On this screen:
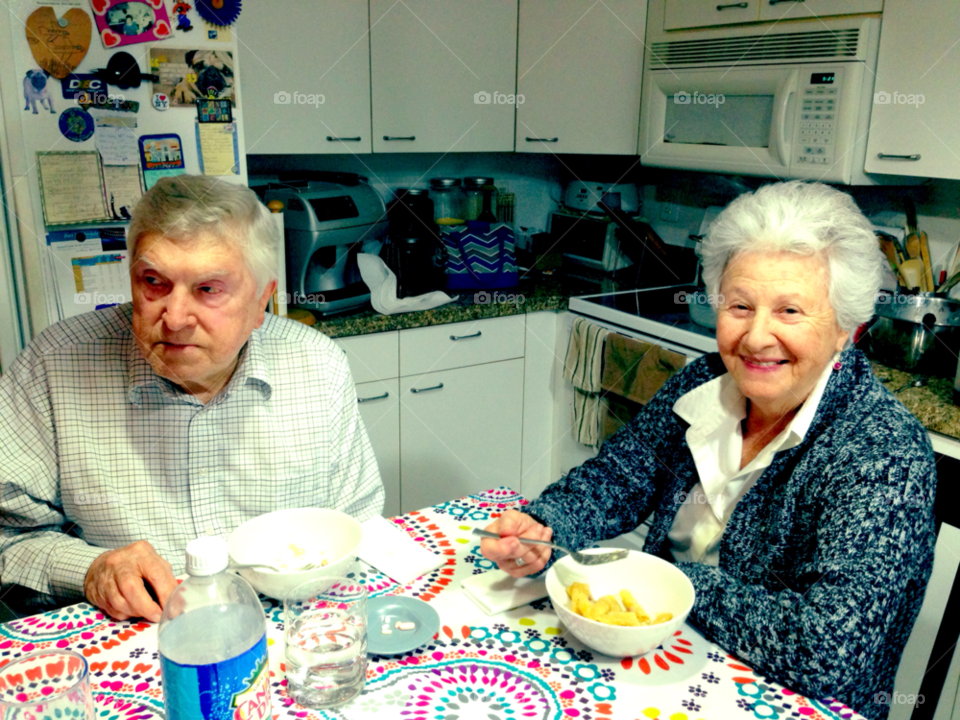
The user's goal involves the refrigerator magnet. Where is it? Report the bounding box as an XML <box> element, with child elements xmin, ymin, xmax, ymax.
<box><xmin>25</xmin><ymin>7</ymin><xmax>91</xmax><ymax>79</ymax></box>
<box><xmin>91</xmin><ymin>0</ymin><xmax>172</xmax><ymax>49</ymax></box>
<box><xmin>150</xmin><ymin>49</ymin><xmax>235</xmax><ymax>107</ymax></box>
<box><xmin>23</xmin><ymin>69</ymin><xmax>56</xmax><ymax>115</ymax></box>
<box><xmin>139</xmin><ymin>133</ymin><xmax>185</xmax><ymax>189</ymax></box>
<box><xmin>152</xmin><ymin>93</ymin><xmax>170</xmax><ymax>111</ymax></box>
<box><xmin>58</xmin><ymin>107</ymin><xmax>94</xmax><ymax>142</ymax></box>
<box><xmin>196</xmin><ymin>98</ymin><xmax>231</xmax><ymax>123</ymax></box>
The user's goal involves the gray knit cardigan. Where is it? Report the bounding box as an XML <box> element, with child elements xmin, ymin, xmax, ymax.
<box><xmin>527</xmin><ymin>348</ymin><xmax>936</xmax><ymax>720</ymax></box>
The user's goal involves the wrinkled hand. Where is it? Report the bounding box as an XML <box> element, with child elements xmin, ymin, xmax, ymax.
<box><xmin>478</xmin><ymin>510</ymin><xmax>553</xmax><ymax>578</ymax></box>
<box><xmin>84</xmin><ymin>540</ymin><xmax>177</xmax><ymax>622</ymax></box>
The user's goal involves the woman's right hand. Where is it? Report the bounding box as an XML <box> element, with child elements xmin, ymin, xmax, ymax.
<box><xmin>478</xmin><ymin>509</ymin><xmax>553</xmax><ymax>577</ymax></box>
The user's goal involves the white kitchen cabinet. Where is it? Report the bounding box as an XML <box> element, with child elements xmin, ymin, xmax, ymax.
<box><xmin>355</xmin><ymin>379</ymin><xmax>401</xmax><ymax>518</ymax></box>
<box><xmin>400</xmin><ymin>358</ymin><xmax>524</xmax><ymax>512</ymax></box>
<box><xmin>664</xmin><ymin>0</ymin><xmax>760</xmax><ymax>30</ymax></box>
<box><xmin>864</xmin><ymin>0</ymin><xmax>960</xmax><ymax>180</ymax></box>
<box><xmin>663</xmin><ymin>0</ymin><xmax>881</xmax><ymax>29</ymax></box>
<box><xmin>516</xmin><ymin>0</ymin><xmax>646</xmax><ymax>155</ymax></box>
<box><xmin>235</xmin><ymin>0</ymin><xmax>372</xmax><ymax>154</ymax></box>
<box><xmin>757</xmin><ymin>0</ymin><xmax>883</xmax><ymax>22</ymax></box>
<box><xmin>399</xmin><ymin>316</ymin><xmax>525</xmax><ymax>376</ymax></box>
<box><xmin>369</xmin><ymin>0</ymin><xmax>518</xmax><ymax>153</ymax></box>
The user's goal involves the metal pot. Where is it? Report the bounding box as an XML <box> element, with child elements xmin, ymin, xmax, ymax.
<box><xmin>861</xmin><ymin>294</ymin><xmax>960</xmax><ymax>377</ymax></box>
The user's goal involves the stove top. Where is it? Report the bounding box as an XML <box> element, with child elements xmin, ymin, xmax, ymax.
<box><xmin>568</xmin><ymin>284</ymin><xmax>719</xmax><ymax>355</ymax></box>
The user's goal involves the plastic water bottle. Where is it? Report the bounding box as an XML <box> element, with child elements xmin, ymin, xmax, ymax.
<box><xmin>159</xmin><ymin>537</ymin><xmax>272</xmax><ymax>720</ymax></box>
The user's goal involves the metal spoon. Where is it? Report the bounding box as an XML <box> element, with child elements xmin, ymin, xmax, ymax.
<box><xmin>894</xmin><ymin>376</ymin><xmax>927</xmax><ymax>393</ymax></box>
<box><xmin>472</xmin><ymin>528</ymin><xmax>628</xmax><ymax>566</ymax></box>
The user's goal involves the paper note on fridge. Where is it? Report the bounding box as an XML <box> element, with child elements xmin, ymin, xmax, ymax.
<box><xmin>94</xmin><ymin>113</ymin><xmax>139</xmax><ymax>165</ymax></box>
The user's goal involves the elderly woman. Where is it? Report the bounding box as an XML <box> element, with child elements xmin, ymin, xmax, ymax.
<box><xmin>481</xmin><ymin>181</ymin><xmax>936</xmax><ymax>720</ymax></box>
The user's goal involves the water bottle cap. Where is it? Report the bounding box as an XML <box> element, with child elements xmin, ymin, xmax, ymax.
<box><xmin>185</xmin><ymin>536</ymin><xmax>229</xmax><ymax>576</ymax></box>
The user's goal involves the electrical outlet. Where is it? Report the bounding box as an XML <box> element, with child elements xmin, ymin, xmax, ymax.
<box><xmin>660</xmin><ymin>202</ymin><xmax>680</xmax><ymax>223</ymax></box>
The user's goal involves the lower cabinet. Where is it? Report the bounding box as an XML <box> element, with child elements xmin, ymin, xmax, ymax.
<box><xmin>355</xmin><ymin>378</ymin><xmax>401</xmax><ymax>518</ymax></box>
<box><xmin>399</xmin><ymin>359</ymin><xmax>524</xmax><ymax>512</ymax></box>
<box><xmin>336</xmin><ymin>315</ymin><xmax>534</xmax><ymax>516</ymax></box>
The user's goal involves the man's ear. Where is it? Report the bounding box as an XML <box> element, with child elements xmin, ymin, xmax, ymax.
<box><xmin>254</xmin><ymin>279</ymin><xmax>278</xmax><ymax>328</ymax></box>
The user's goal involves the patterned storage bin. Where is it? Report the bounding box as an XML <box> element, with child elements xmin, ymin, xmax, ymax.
<box><xmin>440</xmin><ymin>221</ymin><xmax>518</xmax><ymax>291</ymax></box>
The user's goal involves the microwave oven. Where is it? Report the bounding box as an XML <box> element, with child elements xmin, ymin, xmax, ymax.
<box><xmin>549</xmin><ymin>210</ymin><xmax>632</xmax><ymax>273</ymax></box>
<box><xmin>639</xmin><ymin>12</ymin><xmax>911</xmax><ymax>185</ymax></box>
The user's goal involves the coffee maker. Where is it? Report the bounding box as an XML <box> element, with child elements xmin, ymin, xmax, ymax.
<box><xmin>266</xmin><ymin>176</ymin><xmax>388</xmax><ymax>316</ymax></box>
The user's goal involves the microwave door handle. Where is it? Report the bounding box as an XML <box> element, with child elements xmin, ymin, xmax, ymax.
<box><xmin>772</xmin><ymin>70</ymin><xmax>798</xmax><ymax>167</ymax></box>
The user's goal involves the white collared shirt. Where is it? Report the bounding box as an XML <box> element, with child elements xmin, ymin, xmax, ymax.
<box><xmin>667</xmin><ymin>357</ymin><xmax>836</xmax><ymax>565</ymax></box>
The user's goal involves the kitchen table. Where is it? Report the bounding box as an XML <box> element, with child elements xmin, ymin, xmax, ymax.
<box><xmin>0</xmin><ymin>488</ymin><xmax>867</xmax><ymax>720</ymax></box>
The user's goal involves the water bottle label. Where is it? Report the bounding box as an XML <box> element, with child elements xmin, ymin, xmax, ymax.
<box><xmin>161</xmin><ymin>634</ymin><xmax>271</xmax><ymax>720</ymax></box>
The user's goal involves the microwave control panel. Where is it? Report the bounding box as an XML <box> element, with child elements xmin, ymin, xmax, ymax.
<box><xmin>796</xmin><ymin>69</ymin><xmax>841</xmax><ymax>166</ymax></box>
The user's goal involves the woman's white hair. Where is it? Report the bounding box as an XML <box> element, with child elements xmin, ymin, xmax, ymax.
<box><xmin>701</xmin><ymin>180</ymin><xmax>884</xmax><ymax>334</ymax></box>
<box><xmin>128</xmin><ymin>175</ymin><xmax>278</xmax><ymax>292</ymax></box>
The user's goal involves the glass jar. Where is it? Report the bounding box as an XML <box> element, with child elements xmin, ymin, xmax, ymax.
<box><xmin>479</xmin><ymin>177</ymin><xmax>498</xmax><ymax>223</ymax></box>
<box><xmin>429</xmin><ymin>178</ymin><xmax>465</xmax><ymax>225</ymax></box>
<box><xmin>462</xmin><ymin>177</ymin><xmax>487</xmax><ymax>221</ymax></box>
<box><xmin>388</xmin><ymin>187</ymin><xmax>434</xmax><ymax>239</ymax></box>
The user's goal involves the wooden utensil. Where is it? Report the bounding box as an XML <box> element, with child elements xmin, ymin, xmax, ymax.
<box><xmin>904</xmin><ymin>234</ymin><xmax>926</xmax><ymax>290</ymax></box>
<box><xmin>899</xmin><ymin>259</ymin><xmax>923</xmax><ymax>290</ymax></box>
<box><xmin>903</xmin><ymin>198</ymin><xmax>927</xmax><ymax>290</ymax></box>
<box><xmin>919</xmin><ymin>231</ymin><xmax>935</xmax><ymax>292</ymax></box>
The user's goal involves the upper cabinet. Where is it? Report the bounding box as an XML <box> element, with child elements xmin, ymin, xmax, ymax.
<box><xmin>236</xmin><ymin>1</ymin><xmax>372</xmax><ymax>154</ymax></box>
<box><xmin>864</xmin><ymin>0</ymin><xmax>960</xmax><ymax>180</ymax></box>
<box><xmin>370</xmin><ymin>0</ymin><xmax>518</xmax><ymax>153</ymax></box>
<box><xmin>515</xmin><ymin>0</ymin><xmax>646</xmax><ymax>155</ymax></box>
<box><xmin>664</xmin><ymin>0</ymin><xmax>882</xmax><ymax>30</ymax></box>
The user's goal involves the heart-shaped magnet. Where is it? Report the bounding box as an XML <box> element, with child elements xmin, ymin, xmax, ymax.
<box><xmin>25</xmin><ymin>7</ymin><xmax>92</xmax><ymax>80</ymax></box>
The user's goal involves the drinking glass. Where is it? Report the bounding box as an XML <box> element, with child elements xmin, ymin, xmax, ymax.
<box><xmin>0</xmin><ymin>650</ymin><xmax>93</xmax><ymax>720</ymax></box>
<box><xmin>283</xmin><ymin>577</ymin><xmax>367</xmax><ymax>709</ymax></box>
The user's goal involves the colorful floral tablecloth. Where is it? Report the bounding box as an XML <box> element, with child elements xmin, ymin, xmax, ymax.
<box><xmin>0</xmin><ymin>488</ymin><xmax>866</xmax><ymax>720</ymax></box>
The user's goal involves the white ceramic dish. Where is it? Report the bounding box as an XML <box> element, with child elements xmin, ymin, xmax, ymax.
<box><xmin>545</xmin><ymin>549</ymin><xmax>696</xmax><ymax>658</ymax></box>
<box><xmin>227</xmin><ymin>508</ymin><xmax>363</xmax><ymax>599</ymax></box>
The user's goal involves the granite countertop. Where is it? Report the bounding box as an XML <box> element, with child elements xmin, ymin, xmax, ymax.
<box><xmin>308</xmin><ymin>272</ymin><xmax>624</xmax><ymax>339</ymax></box>
<box><xmin>294</xmin><ymin>271</ymin><xmax>960</xmax><ymax>442</ymax></box>
<box><xmin>869</xmin><ymin>362</ymin><xmax>960</xmax><ymax>441</ymax></box>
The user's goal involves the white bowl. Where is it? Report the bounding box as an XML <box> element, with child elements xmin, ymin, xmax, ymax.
<box><xmin>545</xmin><ymin>549</ymin><xmax>696</xmax><ymax>658</ymax></box>
<box><xmin>226</xmin><ymin>508</ymin><xmax>363</xmax><ymax>599</ymax></box>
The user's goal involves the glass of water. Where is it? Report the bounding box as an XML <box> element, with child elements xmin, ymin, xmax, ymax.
<box><xmin>283</xmin><ymin>577</ymin><xmax>368</xmax><ymax>709</ymax></box>
<box><xmin>0</xmin><ymin>650</ymin><xmax>93</xmax><ymax>720</ymax></box>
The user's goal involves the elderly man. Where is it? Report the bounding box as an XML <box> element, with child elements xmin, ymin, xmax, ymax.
<box><xmin>0</xmin><ymin>175</ymin><xmax>383</xmax><ymax>623</ymax></box>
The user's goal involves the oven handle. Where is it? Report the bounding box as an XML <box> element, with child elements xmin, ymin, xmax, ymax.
<box><xmin>772</xmin><ymin>70</ymin><xmax>798</xmax><ymax>168</ymax></box>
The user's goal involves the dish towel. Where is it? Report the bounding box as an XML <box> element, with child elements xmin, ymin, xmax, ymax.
<box><xmin>599</xmin><ymin>334</ymin><xmax>686</xmax><ymax>442</ymax></box>
<box><xmin>461</xmin><ymin>570</ymin><xmax>548</xmax><ymax>616</ymax></box>
<box><xmin>357</xmin><ymin>515</ymin><xmax>446</xmax><ymax>585</ymax></box>
<box><xmin>357</xmin><ymin>253</ymin><xmax>458</xmax><ymax>315</ymax></box>
<box><xmin>563</xmin><ymin>317</ymin><xmax>610</xmax><ymax>447</ymax></box>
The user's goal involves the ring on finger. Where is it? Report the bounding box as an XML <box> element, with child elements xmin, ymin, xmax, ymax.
<box><xmin>515</xmin><ymin>557</ymin><xmax>526</xmax><ymax>568</ymax></box>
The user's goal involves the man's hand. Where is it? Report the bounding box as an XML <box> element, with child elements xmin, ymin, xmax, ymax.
<box><xmin>84</xmin><ymin>540</ymin><xmax>177</xmax><ymax>622</ymax></box>
<box><xmin>478</xmin><ymin>510</ymin><xmax>553</xmax><ymax>578</ymax></box>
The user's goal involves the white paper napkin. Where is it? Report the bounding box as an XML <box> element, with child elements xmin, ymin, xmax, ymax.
<box><xmin>357</xmin><ymin>515</ymin><xmax>445</xmax><ymax>585</ymax></box>
<box><xmin>461</xmin><ymin>569</ymin><xmax>548</xmax><ymax>616</ymax></box>
<box><xmin>356</xmin><ymin>253</ymin><xmax>457</xmax><ymax>315</ymax></box>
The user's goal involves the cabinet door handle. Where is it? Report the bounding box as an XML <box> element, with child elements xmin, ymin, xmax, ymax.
<box><xmin>877</xmin><ymin>153</ymin><xmax>922</xmax><ymax>162</ymax></box>
<box><xmin>769</xmin><ymin>0</ymin><xmax>804</xmax><ymax>5</ymax></box>
<box><xmin>716</xmin><ymin>1</ymin><xmax>748</xmax><ymax>8</ymax></box>
<box><xmin>384</xmin><ymin>136</ymin><xmax>416</xmax><ymax>141</ymax></box>
<box><xmin>327</xmin><ymin>136</ymin><xmax>362</xmax><ymax>142</ymax></box>
<box><xmin>450</xmin><ymin>331</ymin><xmax>482</xmax><ymax>341</ymax></box>
<box><xmin>357</xmin><ymin>392</ymin><xmax>389</xmax><ymax>404</ymax></box>
<box><xmin>410</xmin><ymin>383</ymin><xmax>444</xmax><ymax>394</ymax></box>
<box><xmin>525</xmin><ymin>137</ymin><xmax>559</xmax><ymax>143</ymax></box>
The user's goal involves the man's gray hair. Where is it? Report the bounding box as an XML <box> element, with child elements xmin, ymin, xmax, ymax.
<box><xmin>128</xmin><ymin>175</ymin><xmax>279</xmax><ymax>292</ymax></box>
<box><xmin>701</xmin><ymin>180</ymin><xmax>883</xmax><ymax>334</ymax></box>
